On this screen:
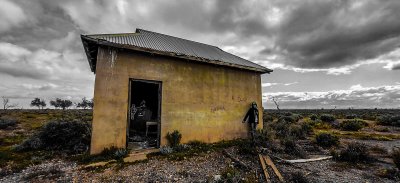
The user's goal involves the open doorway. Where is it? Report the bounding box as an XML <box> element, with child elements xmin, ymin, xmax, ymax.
<box><xmin>127</xmin><ymin>79</ymin><xmax>161</xmax><ymax>150</ymax></box>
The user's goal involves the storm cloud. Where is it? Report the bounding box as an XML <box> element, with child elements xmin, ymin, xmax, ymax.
<box><xmin>262</xmin><ymin>0</ymin><xmax>400</xmax><ymax>69</ymax></box>
<box><xmin>0</xmin><ymin>0</ymin><xmax>399</xmax><ymax>108</ymax></box>
<box><xmin>264</xmin><ymin>84</ymin><xmax>400</xmax><ymax>109</ymax></box>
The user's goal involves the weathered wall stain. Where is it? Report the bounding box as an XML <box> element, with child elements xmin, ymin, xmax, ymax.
<box><xmin>211</xmin><ymin>105</ymin><xmax>225</xmax><ymax>112</ymax></box>
<box><xmin>90</xmin><ymin>46</ymin><xmax>264</xmax><ymax>154</ymax></box>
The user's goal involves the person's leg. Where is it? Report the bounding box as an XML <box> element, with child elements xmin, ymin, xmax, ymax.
<box><xmin>250</xmin><ymin>123</ymin><xmax>256</xmax><ymax>142</ymax></box>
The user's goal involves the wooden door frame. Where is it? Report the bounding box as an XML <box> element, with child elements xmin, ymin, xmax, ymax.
<box><xmin>127</xmin><ymin>78</ymin><xmax>162</xmax><ymax>148</ymax></box>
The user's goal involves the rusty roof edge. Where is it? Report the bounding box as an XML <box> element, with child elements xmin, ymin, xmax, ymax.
<box><xmin>215</xmin><ymin>47</ymin><xmax>273</xmax><ymax>73</ymax></box>
<box><xmin>135</xmin><ymin>29</ymin><xmax>221</xmax><ymax>49</ymax></box>
<box><xmin>81</xmin><ymin>34</ymin><xmax>273</xmax><ymax>74</ymax></box>
<box><xmin>81</xmin><ymin>35</ymin><xmax>96</xmax><ymax>73</ymax></box>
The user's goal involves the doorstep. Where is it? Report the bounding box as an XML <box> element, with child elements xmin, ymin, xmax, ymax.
<box><xmin>123</xmin><ymin>148</ymin><xmax>160</xmax><ymax>163</ymax></box>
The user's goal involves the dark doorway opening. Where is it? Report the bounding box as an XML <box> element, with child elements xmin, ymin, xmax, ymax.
<box><xmin>127</xmin><ymin>79</ymin><xmax>161</xmax><ymax>150</ymax></box>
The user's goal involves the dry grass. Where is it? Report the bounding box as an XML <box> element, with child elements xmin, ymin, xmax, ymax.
<box><xmin>315</xmin><ymin>129</ymin><xmax>400</xmax><ymax>141</ymax></box>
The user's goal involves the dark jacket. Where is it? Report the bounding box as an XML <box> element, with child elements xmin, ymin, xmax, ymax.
<box><xmin>243</xmin><ymin>107</ymin><xmax>259</xmax><ymax>124</ymax></box>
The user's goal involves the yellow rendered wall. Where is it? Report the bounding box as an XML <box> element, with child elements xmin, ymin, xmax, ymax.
<box><xmin>90</xmin><ymin>46</ymin><xmax>263</xmax><ymax>154</ymax></box>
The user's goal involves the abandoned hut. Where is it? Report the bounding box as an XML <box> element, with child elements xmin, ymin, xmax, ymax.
<box><xmin>81</xmin><ymin>29</ymin><xmax>272</xmax><ymax>154</ymax></box>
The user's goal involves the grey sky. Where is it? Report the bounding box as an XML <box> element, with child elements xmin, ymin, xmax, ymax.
<box><xmin>0</xmin><ymin>0</ymin><xmax>399</xmax><ymax>109</ymax></box>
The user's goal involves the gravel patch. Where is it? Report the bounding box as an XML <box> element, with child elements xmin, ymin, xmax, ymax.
<box><xmin>0</xmin><ymin>160</ymin><xmax>78</xmax><ymax>183</ymax></box>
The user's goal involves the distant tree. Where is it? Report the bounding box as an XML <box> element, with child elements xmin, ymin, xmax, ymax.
<box><xmin>50</xmin><ymin>100</ymin><xmax>59</xmax><ymax>109</ymax></box>
<box><xmin>88</xmin><ymin>98</ymin><xmax>94</xmax><ymax>109</ymax></box>
<box><xmin>51</xmin><ymin>98</ymin><xmax>72</xmax><ymax>110</ymax></box>
<box><xmin>1</xmin><ymin>96</ymin><xmax>18</xmax><ymax>110</ymax></box>
<box><xmin>77</xmin><ymin>97</ymin><xmax>92</xmax><ymax>109</ymax></box>
<box><xmin>31</xmin><ymin>98</ymin><xmax>46</xmax><ymax>109</ymax></box>
<box><xmin>272</xmin><ymin>97</ymin><xmax>281</xmax><ymax>114</ymax></box>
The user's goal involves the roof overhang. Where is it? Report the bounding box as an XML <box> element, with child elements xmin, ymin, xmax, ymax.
<box><xmin>81</xmin><ymin>35</ymin><xmax>273</xmax><ymax>74</ymax></box>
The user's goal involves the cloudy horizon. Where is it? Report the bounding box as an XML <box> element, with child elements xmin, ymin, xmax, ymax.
<box><xmin>0</xmin><ymin>0</ymin><xmax>399</xmax><ymax>109</ymax></box>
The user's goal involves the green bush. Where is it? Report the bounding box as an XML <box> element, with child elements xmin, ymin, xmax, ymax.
<box><xmin>15</xmin><ymin>120</ymin><xmax>91</xmax><ymax>153</ymax></box>
<box><xmin>289</xmin><ymin>123</ymin><xmax>312</xmax><ymax>139</ymax></box>
<box><xmin>310</xmin><ymin>114</ymin><xmax>318</xmax><ymax>121</ymax></box>
<box><xmin>253</xmin><ymin>129</ymin><xmax>274</xmax><ymax>146</ymax></box>
<box><xmin>300</xmin><ymin>122</ymin><xmax>313</xmax><ymax>135</ymax></box>
<box><xmin>392</xmin><ymin>148</ymin><xmax>400</xmax><ymax>170</ymax></box>
<box><xmin>278</xmin><ymin>113</ymin><xmax>302</xmax><ymax>123</ymax></box>
<box><xmin>320</xmin><ymin>114</ymin><xmax>336</xmax><ymax>123</ymax></box>
<box><xmin>281</xmin><ymin>138</ymin><xmax>305</xmax><ymax>157</ymax></box>
<box><xmin>263</xmin><ymin>114</ymin><xmax>273</xmax><ymax>122</ymax></box>
<box><xmin>273</xmin><ymin>120</ymin><xmax>290</xmax><ymax>138</ymax></box>
<box><xmin>345</xmin><ymin>114</ymin><xmax>357</xmax><ymax>119</ymax></box>
<box><xmin>333</xmin><ymin>142</ymin><xmax>371</xmax><ymax>163</ymax></box>
<box><xmin>0</xmin><ymin>117</ymin><xmax>17</xmax><ymax>129</ymax></box>
<box><xmin>278</xmin><ymin>115</ymin><xmax>296</xmax><ymax>123</ymax></box>
<box><xmin>340</xmin><ymin>119</ymin><xmax>367</xmax><ymax>131</ymax></box>
<box><xmin>315</xmin><ymin>133</ymin><xmax>339</xmax><ymax>148</ymax></box>
<box><xmin>219</xmin><ymin>167</ymin><xmax>241</xmax><ymax>182</ymax></box>
<box><xmin>166</xmin><ymin>130</ymin><xmax>182</xmax><ymax>147</ymax></box>
<box><xmin>377</xmin><ymin>115</ymin><xmax>400</xmax><ymax>127</ymax></box>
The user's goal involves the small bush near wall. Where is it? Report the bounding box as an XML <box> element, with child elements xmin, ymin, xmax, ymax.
<box><xmin>315</xmin><ymin>133</ymin><xmax>339</xmax><ymax>148</ymax></box>
<box><xmin>14</xmin><ymin>120</ymin><xmax>91</xmax><ymax>153</ymax></box>
<box><xmin>166</xmin><ymin>130</ymin><xmax>182</xmax><ymax>147</ymax></box>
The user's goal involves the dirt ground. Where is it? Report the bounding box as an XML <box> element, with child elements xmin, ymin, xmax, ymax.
<box><xmin>1</xmin><ymin>139</ymin><xmax>399</xmax><ymax>183</ymax></box>
<box><xmin>1</xmin><ymin>109</ymin><xmax>400</xmax><ymax>182</ymax></box>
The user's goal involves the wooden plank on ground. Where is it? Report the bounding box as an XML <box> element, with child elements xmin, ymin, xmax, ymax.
<box><xmin>263</xmin><ymin>155</ymin><xmax>284</xmax><ymax>182</ymax></box>
<box><xmin>258</xmin><ymin>154</ymin><xmax>270</xmax><ymax>182</ymax></box>
<box><xmin>283</xmin><ymin>156</ymin><xmax>332</xmax><ymax>164</ymax></box>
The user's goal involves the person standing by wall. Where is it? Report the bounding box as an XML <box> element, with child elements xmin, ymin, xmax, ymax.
<box><xmin>243</xmin><ymin>102</ymin><xmax>259</xmax><ymax>141</ymax></box>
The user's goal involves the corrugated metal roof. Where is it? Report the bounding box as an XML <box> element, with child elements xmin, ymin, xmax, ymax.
<box><xmin>81</xmin><ymin>29</ymin><xmax>272</xmax><ymax>73</ymax></box>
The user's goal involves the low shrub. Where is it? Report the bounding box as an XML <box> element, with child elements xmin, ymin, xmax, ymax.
<box><xmin>288</xmin><ymin>171</ymin><xmax>309</xmax><ymax>183</ymax></box>
<box><xmin>320</xmin><ymin>114</ymin><xmax>336</xmax><ymax>123</ymax></box>
<box><xmin>340</xmin><ymin>119</ymin><xmax>367</xmax><ymax>131</ymax></box>
<box><xmin>309</xmin><ymin>114</ymin><xmax>318</xmax><ymax>121</ymax></box>
<box><xmin>281</xmin><ymin>138</ymin><xmax>305</xmax><ymax>157</ymax></box>
<box><xmin>315</xmin><ymin>133</ymin><xmax>339</xmax><ymax>148</ymax></box>
<box><xmin>369</xmin><ymin>145</ymin><xmax>387</xmax><ymax>154</ymax></box>
<box><xmin>300</xmin><ymin>122</ymin><xmax>313</xmax><ymax>135</ymax></box>
<box><xmin>309</xmin><ymin>120</ymin><xmax>332</xmax><ymax>129</ymax></box>
<box><xmin>345</xmin><ymin>114</ymin><xmax>357</xmax><ymax>119</ymax></box>
<box><xmin>15</xmin><ymin>120</ymin><xmax>91</xmax><ymax>153</ymax></box>
<box><xmin>273</xmin><ymin>120</ymin><xmax>290</xmax><ymax>138</ymax></box>
<box><xmin>237</xmin><ymin>141</ymin><xmax>257</xmax><ymax>155</ymax></box>
<box><xmin>376</xmin><ymin>168</ymin><xmax>400</xmax><ymax>180</ymax></box>
<box><xmin>289</xmin><ymin>123</ymin><xmax>312</xmax><ymax>139</ymax></box>
<box><xmin>166</xmin><ymin>130</ymin><xmax>182</xmax><ymax>147</ymax></box>
<box><xmin>377</xmin><ymin>115</ymin><xmax>400</xmax><ymax>127</ymax></box>
<box><xmin>263</xmin><ymin>114</ymin><xmax>273</xmax><ymax>122</ymax></box>
<box><xmin>159</xmin><ymin>146</ymin><xmax>173</xmax><ymax>155</ymax></box>
<box><xmin>392</xmin><ymin>147</ymin><xmax>400</xmax><ymax>170</ymax></box>
<box><xmin>219</xmin><ymin>167</ymin><xmax>241</xmax><ymax>183</ymax></box>
<box><xmin>278</xmin><ymin>115</ymin><xmax>297</xmax><ymax>123</ymax></box>
<box><xmin>277</xmin><ymin>113</ymin><xmax>302</xmax><ymax>123</ymax></box>
<box><xmin>374</xmin><ymin>126</ymin><xmax>390</xmax><ymax>132</ymax></box>
<box><xmin>0</xmin><ymin>117</ymin><xmax>17</xmax><ymax>129</ymax></box>
<box><xmin>253</xmin><ymin>129</ymin><xmax>274</xmax><ymax>147</ymax></box>
<box><xmin>333</xmin><ymin>142</ymin><xmax>371</xmax><ymax>163</ymax></box>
